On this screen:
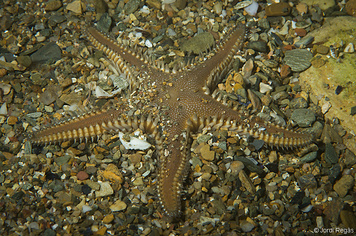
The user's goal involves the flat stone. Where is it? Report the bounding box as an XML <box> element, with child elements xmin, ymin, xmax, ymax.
<box><xmin>325</xmin><ymin>142</ymin><xmax>338</xmax><ymax>164</ymax></box>
<box><xmin>291</xmin><ymin>109</ymin><xmax>316</xmax><ymax>127</ymax></box>
<box><xmin>45</xmin><ymin>0</ymin><xmax>62</xmax><ymax>11</ymax></box>
<box><xmin>333</xmin><ymin>175</ymin><xmax>354</xmax><ymax>197</ymax></box>
<box><xmin>77</xmin><ymin>171</ymin><xmax>89</xmax><ymax>181</ymax></box>
<box><xmin>110</xmin><ymin>200</ymin><xmax>127</xmax><ymax>211</ymax></box>
<box><xmin>30</xmin><ymin>42</ymin><xmax>62</xmax><ymax>64</ymax></box>
<box><xmin>301</xmin><ymin>0</ymin><xmax>336</xmax><ymax>11</ymax></box>
<box><xmin>200</xmin><ymin>144</ymin><xmax>215</xmax><ymax>161</ymax></box>
<box><xmin>181</xmin><ymin>32</ymin><xmax>215</xmax><ymax>55</ymax></box>
<box><xmin>66</xmin><ymin>0</ymin><xmax>83</xmax><ymax>14</ymax></box>
<box><xmin>102</xmin><ymin>214</ymin><xmax>115</xmax><ymax>224</ymax></box>
<box><xmin>96</xmin><ymin>182</ymin><xmax>114</xmax><ymax>197</ymax></box>
<box><xmin>340</xmin><ymin>210</ymin><xmax>356</xmax><ymax>228</ymax></box>
<box><xmin>346</xmin><ymin>0</ymin><xmax>356</xmax><ymax>16</ymax></box>
<box><xmin>284</xmin><ymin>49</ymin><xmax>313</xmax><ymax>72</ymax></box>
<box><xmin>239</xmin><ymin>170</ymin><xmax>256</xmax><ymax>194</ymax></box>
<box><xmin>300</xmin><ymin>151</ymin><xmax>318</xmax><ymax>163</ymax></box>
<box><xmin>265</xmin><ymin>2</ymin><xmax>291</xmax><ymax>16</ymax></box>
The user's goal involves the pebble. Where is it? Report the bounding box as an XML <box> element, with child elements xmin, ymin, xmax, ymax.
<box><xmin>110</xmin><ymin>200</ymin><xmax>127</xmax><ymax>211</ymax></box>
<box><xmin>200</xmin><ymin>144</ymin><xmax>215</xmax><ymax>161</ymax></box>
<box><xmin>180</xmin><ymin>32</ymin><xmax>215</xmax><ymax>54</ymax></box>
<box><xmin>247</xmin><ymin>41</ymin><xmax>268</xmax><ymax>53</ymax></box>
<box><xmin>229</xmin><ymin>161</ymin><xmax>244</xmax><ymax>176</ymax></box>
<box><xmin>324</xmin><ymin>142</ymin><xmax>338</xmax><ymax>164</ymax></box>
<box><xmin>96</xmin><ymin>182</ymin><xmax>114</xmax><ymax>197</ymax></box>
<box><xmin>240</xmin><ymin>220</ymin><xmax>255</xmax><ymax>232</ymax></box>
<box><xmin>239</xmin><ymin>170</ymin><xmax>256</xmax><ymax>194</ymax></box>
<box><xmin>77</xmin><ymin>171</ymin><xmax>89</xmax><ymax>180</ymax></box>
<box><xmin>290</xmin><ymin>97</ymin><xmax>308</xmax><ymax>109</ymax></box>
<box><xmin>30</xmin><ymin>42</ymin><xmax>62</xmax><ymax>64</ymax></box>
<box><xmin>291</xmin><ymin>108</ymin><xmax>316</xmax><ymax>127</ymax></box>
<box><xmin>346</xmin><ymin>0</ymin><xmax>356</xmax><ymax>16</ymax></box>
<box><xmin>284</xmin><ymin>49</ymin><xmax>313</xmax><ymax>72</ymax></box>
<box><xmin>300</xmin><ymin>151</ymin><xmax>318</xmax><ymax>163</ymax></box>
<box><xmin>45</xmin><ymin>0</ymin><xmax>62</xmax><ymax>11</ymax></box>
<box><xmin>333</xmin><ymin>175</ymin><xmax>354</xmax><ymax>197</ymax></box>
<box><xmin>315</xmin><ymin>45</ymin><xmax>329</xmax><ymax>55</ymax></box>
<box><xmin>294</xmin><ymin>36</ymin><xmax>314</xmax><ymax>48</ymax></box>
<box><xmin>265</xmin><ymin>2</ymin><xmax>291</xmax><ymax>16</ymax></box>
<box><xmin>340</xmin><ymin>210</ymin><xmax>356</xmax><ymax>228</ymax></box>
<box><xmin>102</xmin><ymin>214</ymin><xmax>115</xmax><ymax>224</ymax></box>
<box><xmin>66</xmin><ymin>0</ymin><xmax>83</xmax><ymax>14</ymax></box>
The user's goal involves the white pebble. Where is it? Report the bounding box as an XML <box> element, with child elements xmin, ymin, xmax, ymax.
<box><xmin>259</xmin><ymin>82</ymin><xmax>273</xmax><ymax>93</ymax></box>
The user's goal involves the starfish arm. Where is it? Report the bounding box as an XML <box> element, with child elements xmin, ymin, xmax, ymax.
<box><xmin>190</xmin><ymin>24</ymin><xmax>246</xmax><ymax>94</ymax></box>
<box><xmin>157</xmin><ymin>128</ymin><xmax>192</xmax><ymax>219</ymax></box>
<box><xmin>29</xmin><ymin>109</ymin><xmax>161</xmax><ymax>145</ymax></box>
<box><xmin>87</xmin><ymin>27</ymin><xmax>153</xmax><ymax>89</ymax></box>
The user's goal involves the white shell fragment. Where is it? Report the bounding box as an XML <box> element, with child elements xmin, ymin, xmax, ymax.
<box><xmin>119</xmin><ymin>132</ymin><xmax>151</xmax><ymax>150</ymax></box>
<box><xmin>94</xmin><ymin>86</ymin><xmax>122</xmax><ymax>98</ymax></box>
<box><xmin>244</xmin><ymin>1</ymin><xmax>259</xmax><ymax>16</ymax></box>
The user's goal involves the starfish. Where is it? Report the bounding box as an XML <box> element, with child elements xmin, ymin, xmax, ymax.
<box><xmin>30</xmin><ymin>23</ymin><xmax>313</xmax><ymax>220</ymax></box>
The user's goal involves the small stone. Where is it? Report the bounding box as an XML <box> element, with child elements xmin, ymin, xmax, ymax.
<box><xmin>280</xmin><ymin>64</ymin><xmax>291</xmax><ymax>78</ymax></box>
<box><xmin>301</xmin><ymin>0</ymin><xmax>336</xmax><ymax>11</ymax></box>
<box><xmin>294</xmin><ymin>36</ymin><xmax>314</xmax><ymax>48</ymax></box>
<box><xmin>16</xmin><ymin>55</ymin><xmax>32</xmax><ymax>67</ymax></box>
<box><xmin>321</xmin><ymin>101</ymin><xmax>332</xmax><ymax>114</ymax></box>
<box><xmin>96</xmin><ymin>182</ymin><xmax>114</xmax><ymax>197</ymax></box>
<box><xmin>7</xmin><ymin>116</ymin><xmax>18</xmax><ymax>125</ymax></box>
<box><xmin>333</xmin><ymin>175</ymin><xmax>354</xmax><ymax>197</ymax></box>
<box><xmin>66</xmin><ymin>0</ymin><xmax>83</xmax><ymax>14</ymax></box>
<box><xmin>296</xmin><ymin>3</ymin><xmax>308</xmax><ymax>14</ymax></box>
<box><xmin>340</xmin><ymin>210</ymin><xmax>356</xmax><ymax>228</ymax></box>
<box><xmin>351</xmin><ymin>106</ymin><xmax>356</xmax><ymax>116</ymax></box>
<box><xmin>96</xmin><ymin>227</ymin><xmax>107</xmax><ymax>235</ymax></box>
<box><xmin>110</xmin><ymin>200</ymin><xmax>127</xmax><ymax>211</ymax></box>
<box><xmin>200</xmin><ymin>144</ymin><xmax>215</xmax><ymax>161</ymax></box>
<box><xmin>124</xmin><ymin>0</ymin><xmax>140</xmax><ymax>14</ymax></box>
<box><xmin>300</xmin><ymin>152</ymin><xmax>318</xmax><ymax>163</ymax></box>
<box><xmin>239</xmin><ymin>170</ymin><xmax>256</xmax><ymax>194</ymax></box>
<box><xmin>265</xmin><ymin>2</ymin><xmax>291</xmax><ymax>16</ymax></box>
<box><xmin>146</xmin><ymin>0</ymin><xmax>161</xmax><ymax>9</ymax></box>
<box><xmin>315</xmin><ymin>45</ymin><xmax>329</xmax><ymax>55</ymax></box>
<box><xmin>133</xmin><ymin>176</ymin><xmax>144</xmax><ymax>186</ymax></box>
<box><xmin>290</xmin><ymin>97</ymin><xmax>308</xmax><ymax>109</ymax></box>
<box><xmin>325</xmin><ymin>143</ymin><xmax>338</xmax><ymax>164</ymax></box>
<box><xmin>30</xmin><ymin>42</ymin><xmax>62</xmax><ymax>64</ymax></box>
<box><xmin>346</xmin><ymin>0</ymin><xmax>356</xmax><ymax>16</ymax></box>
<box><xmin>229</xmin><ymin>161</ymin><xmax>244</xmax><ymax>176</ymax></box>
<box><xmin>247</xmin><ymin>41</ymin><xmax>268</xmax><ymax>53</ymax></box>
<box><xmin>284</xmin><ymin>49</ymin><xmax>313</xmax><ymax>72</ymax></box>
<box><xmin>102</xmin><ymin>214</ymin><xmax>114</xmax><ymax>224</ymax></box>
<box><xmin>291</xmin><ymin>109</ymin><xmax>316</xmax><ymax>127</ymax></box>
<box><xmin>77</xmin><ymin>171</ymin><xmax>89</xmax><ymax>180</ymax></box>
<box><xmin>240</xmin><ymin>219</ymin><xmax>255</xmax><ymax>232</ymax></box>
<box><xmin>181</xmin><ymin>32</ymin><xmax>215</xmax><ymax>55</ymax></box>
<box><xmin>311</xmin><ymin>57</ymin><xmax>326</xmax><ymax>68</ymax></box>
<box><xmin>298</xmin><ymin>174</ymin><xmax>317</xmax><ymax>189</ymax></box>
<box><xmin>343</xmin><ymin>149</ymin><xmax>356</xmax><ymax>167</ymax></box>
<box><xmin>45</xmin><ymin>0</ymin><xmax>63</xmax><ymax>11</ymax></box>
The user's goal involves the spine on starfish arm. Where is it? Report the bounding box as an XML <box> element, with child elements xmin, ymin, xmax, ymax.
<box><xmin>87</xmin><ymin>27</ymin><xmax>148</xmax><ymax>90</ymax></box>
<box><xmin>29</xmin><ymin>109</ymin><xmax>161</xmax><ymax>145</ymax></box>
<box><xmin>188</xmin><ymin>114</ymin><xmax>313</xmax><ymax>149</ymax></box>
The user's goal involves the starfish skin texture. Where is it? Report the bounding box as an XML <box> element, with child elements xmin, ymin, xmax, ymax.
<box><xmin>30</xmin><ymin>23</ymin><xmax>313</xmax><ymax>220</ymax></box>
